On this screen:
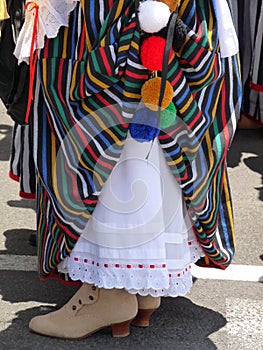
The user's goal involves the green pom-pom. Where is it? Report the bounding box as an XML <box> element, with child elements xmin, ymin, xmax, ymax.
<box><xmin>160</xmin><ymin>102</ymin><xmax>176</xmax><ymax>129</ymax></box>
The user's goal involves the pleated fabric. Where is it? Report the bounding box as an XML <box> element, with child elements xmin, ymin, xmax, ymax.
<box><xmin>33</xmin><ymin>0</ymin><xmax>241</xmax><ymax>282</ymax></box>
<box><xmin>232</xmin><ymin>0</ymin><xmax>263</xmax><ymax>124</ymax></box>
<box><xmin>9</xmin><ymin>123</ymin><xmax>36</xmax><ymax>199</ymax></box>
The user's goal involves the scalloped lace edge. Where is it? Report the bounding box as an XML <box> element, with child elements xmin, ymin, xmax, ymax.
<box><xmin>58</xmin><ymin>244</ymin><xmax>204</xmax><ymax>297</ymax></box>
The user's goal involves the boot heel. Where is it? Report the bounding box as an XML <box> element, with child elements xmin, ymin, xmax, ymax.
<box><xmin>111</xmin><ymin>319</ymin><xmax>133</xmax><ymax>338</ymax></box>
<box><xmin>132</xmin><ymin>309</ymin><xmax>156</xmax><ymax>327</ymax></box>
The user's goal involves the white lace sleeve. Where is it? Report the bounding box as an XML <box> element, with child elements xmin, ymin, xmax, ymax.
<box><xmin>14</xmin><ymin>0</ymin><xmax>80</xmax><ymax>64</ymax></box>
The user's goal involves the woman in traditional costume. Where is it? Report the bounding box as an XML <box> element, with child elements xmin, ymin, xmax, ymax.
<box><xmin>0</xmin><ymin>0</ymin><xmax>36</xmax><ymax>200</ymax></box>
<box><xmin>15</xmin><ymin>0</ymin><xmax>241</xmax><ymax>339</ymax></box>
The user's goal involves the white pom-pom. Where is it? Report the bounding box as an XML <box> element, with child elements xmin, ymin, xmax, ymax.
<box><xmin>138</xmin><ymin>1</ymin><xmax>171</xmax><ymax>33</ymax></box>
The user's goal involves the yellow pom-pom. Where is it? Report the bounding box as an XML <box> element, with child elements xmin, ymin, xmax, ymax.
<box><xmin>141</xmin><ymin>77</ymin><xmax>174</xmax><ymax>111</ymax></box>
<box><xmin>157</xmin><ymin>0</ymin><xmax>180</xmax><ymax>13</ymax></box>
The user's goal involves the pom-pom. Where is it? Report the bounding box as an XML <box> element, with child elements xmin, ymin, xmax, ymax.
<box><xmin>157</xmin><ymin>0</ymin><xmax>180</xmax><ymax>13</ymax></box>
<box><xmin>173</xmin><ymin>18</ymin><xmax>187</xmax><ymax>51</ymax></box>
<box><xmin>140</xmin><ymin>36</ymin><xmax>173</xmax><ymax>71</ymax></box>
<box><xmin>138</xmin><ymin>1</ymin><xmax>171</xmax><ymax>33</ymax></box>
<box><xmin>129</xmin><ymin>108</ymin><xmax>160</xmax><ymax>143</ymax></box>
<box><xmin>141</xmin><ymin>77</ymin><xmax>174</xmax><ymax>111</ymax></box>
<box><xmin>160</xmin><ymin>102</ymin><xmax>177</xmax><ymax>129</ymax></box>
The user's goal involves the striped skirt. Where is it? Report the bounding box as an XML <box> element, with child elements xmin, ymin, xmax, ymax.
<box><xmin>232</xmin><ymin>0</ymin><xmax>263</xmax><ymax>124</ymax></box>
<box><xmin>33</xmin><ymin>0</ymin><xmax>241</xmax><ymax>285</ymax></box>
<box><xmin>9</xmin><ymin>123</ymin><xmax>36</xmax><ymax>199</ymax></box>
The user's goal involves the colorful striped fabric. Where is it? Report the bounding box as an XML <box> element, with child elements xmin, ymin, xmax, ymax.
<box><xmin>33</xmin><ymin>0</ymin><xmax>241</xmax><ymax>281</ymax></box>
<box><xmin>9</xmin><ymin>123</ymin><xmax>36</xmax><ymax>199</ymax></box>
<box><xmin>232</xmin><ymin>0</ymin><xmax>263</xmax><ymax>124</ymax></box>
<box><xmin>252</xmin><ymin>1</ymin><xmax>263</xmax><ymax>89</ymax></box>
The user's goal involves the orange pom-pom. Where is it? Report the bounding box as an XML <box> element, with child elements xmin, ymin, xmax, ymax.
<box><xmin>141</xmin><ymin>77</ymin><xmax>174</xmax><ymax>111</ymax></box>
<box><xmin>157</xmin><ymin>0</ymin><xmax>180</xmax><ymax>13</ymax></box>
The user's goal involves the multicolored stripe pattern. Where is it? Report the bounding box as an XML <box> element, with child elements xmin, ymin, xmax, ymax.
<box><xmin>9</xmin><ymin>123</ymin><xmax>36</xmax><ymax>199</ymax></box>
<box><xmin>34</xmin><ymin>0</ymin><xmax>241</xmax><ymax>281</ymax></box>
<box><xmin>232</xmin><ymin>0</ymin><xmax>263</xmax><ymax>124</ymax></box>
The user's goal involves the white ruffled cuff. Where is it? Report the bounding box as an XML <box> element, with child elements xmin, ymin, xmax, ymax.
<box><xmin>14</xmin><ymin>0</ymin><xmax>79</xmax><ymax>64</ymax></box>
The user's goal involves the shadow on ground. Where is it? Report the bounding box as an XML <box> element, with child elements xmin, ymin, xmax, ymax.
<box><xmin>1</xmin><ymin>199</ymin><xmax>37</xmax><ymax>255</ymax></box>
<box><xmin>0</xmin><ymin>270</ymin><xmax>226</xmax><ymax>350</ymax></box>
<box><xmin>228</xmin><ymin>129</ymin><xmax>263</xmax><ymax>201</ymax></box>
<box><xmin>7</xmin><ymin>199</ymin><xmax>36</xmax><ymax>211</ymax></box>
<box><xmin>1</xmin><ymin>229</ymin><xmax>36</xmax><ymax>256</ymax></box>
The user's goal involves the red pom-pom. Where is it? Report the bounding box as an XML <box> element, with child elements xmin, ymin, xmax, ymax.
<box><xmin>140</xmin><ymin>36</ymin><xmax>173</xmax><ymax>71</ymax></box>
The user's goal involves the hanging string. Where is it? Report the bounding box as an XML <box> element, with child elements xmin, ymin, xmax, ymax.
<box><xmin>145</xmin><ymin>9</ymin><xmax>178</xmax><ymax>160</ymax></box>
<box><xmin>25</xmin><ymin>1</ymin><xmax>39</xmax><ymax>124</ymax></box>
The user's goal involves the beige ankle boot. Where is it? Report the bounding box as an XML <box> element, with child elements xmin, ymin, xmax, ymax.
<box><xmin>29</xmin><ymin>283</ymin><xmax>138</xmax><ymax>339</ymax></box>
<box><xmin>132</xmin><ymin>295</ymin><xmax>161</xmax><ymax>327</ymax></box>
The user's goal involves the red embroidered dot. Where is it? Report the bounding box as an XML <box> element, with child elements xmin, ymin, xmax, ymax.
<box><xmin>150</xmin><ymin>265</ymin><xmax>155</xmax><ymax>269</ymax></box>
<box><xmin>162</xmin><ymin>264</ymin><xmax>166</xmax><ymax>268</ymax></box>
<box><xmin>188</xmin><ymin>242</ymin><xmax>192</xmax><ymax>246</ymax></box>
<box><xmin>115</xmin><ymin>264</ymin><xmax>120</xmax><ymax>268</ymax></box>
<box><xmin>84</xmin><ymin>259</ymin><xmax>88</xmax><ymax>263</ymax></box>
<box><xmin>127</xmin><ymin>264</ymin><xmax>132</xmax><ymax>269</ymax></box>
<box><xmin>169</xmin><ymin>274</ymin><xmax>172</xmax><ymax>278</ymax></box>
<box><xmin>177</xmin><ymin>273</ymin><xmax>181</xmax><ymax>277</ymax></box>
<box><xmin>104</xmin><ymin>264</ymin><xmax>108</xmax><ymax>268</ymax></box>
<box><xmin>138</xmin><ymin>264</ymin><xmax>143</xmax><ymax>268</ymax></box>
<box><xmin>74</xmin><ymin>257</ymin><xmax>79</xmax><ymax>262</ymax></box>
<box><xmin>92</xmin><ymin>261</ymin><xmax>95</xmax><ymax>265</ymax></box>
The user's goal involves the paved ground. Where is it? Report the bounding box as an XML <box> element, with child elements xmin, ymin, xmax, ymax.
<box><xmin>0</xmin><ymin>101</ymin><xmax>262</xmax><ymax>350</ymax></box>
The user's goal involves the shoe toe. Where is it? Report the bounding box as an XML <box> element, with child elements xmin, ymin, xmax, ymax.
<box><xmin>29</xmin><ymin>314</ymin><xmax>55</xmax><ymax>337</ymax></box>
